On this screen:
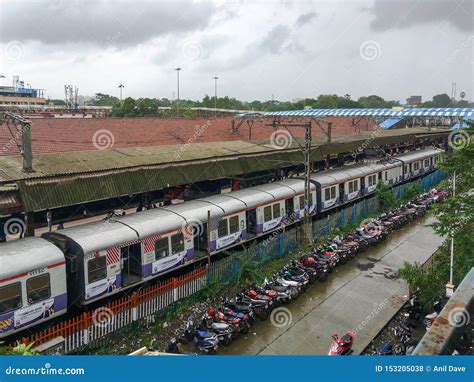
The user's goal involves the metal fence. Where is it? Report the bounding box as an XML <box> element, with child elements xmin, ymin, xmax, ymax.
<box><xmin>24</xmin><ymin>170</ymin><xmax>443</xmax><ymax>354</ymax></box>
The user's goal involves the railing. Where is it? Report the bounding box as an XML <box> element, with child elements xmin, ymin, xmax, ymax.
<box><xmin>24</xmin><ymin>170</ymin><xmax>444</xmax><ymax>354</ymax></box>
<box><xmin>412</xmin><ymin>268</ymin><xmax>474</xmax><ymax>355</ymax></box>
<box><xmin>25</xmin><ymin>268</ymin><xmax>207</xmax><ymax>354</ymax></box>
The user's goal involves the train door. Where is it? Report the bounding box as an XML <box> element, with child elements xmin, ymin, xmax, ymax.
<box><xmin>246</xmin><ymin>209</ymin><xmax>257</xmax><ymax>235</ymax></box>
<box><xmin>121</xmin><ymin>243</ymin><xmax>142</xmax><ymax>286</ymax></box>
<box><xmin>339</xmin><ymin>183</ymin><xmax>345</xmax><ymax>202</ymax></box>
<box><xmin>286</xmin><ymin>198</ymin><xmax>294</xmax><ymax>218</ymax></box>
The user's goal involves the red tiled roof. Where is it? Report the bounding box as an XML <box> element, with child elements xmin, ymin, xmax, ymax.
<box><xmin>0</xmin><ymin>116</ymin><xmax>380</xmax><ymax>156</ymax></box>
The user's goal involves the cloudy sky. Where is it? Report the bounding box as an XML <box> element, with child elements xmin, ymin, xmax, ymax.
<box><xmin>0</xmin><ymin>0</ymin><xmax>472</xmax><ymax>102</ymax></box>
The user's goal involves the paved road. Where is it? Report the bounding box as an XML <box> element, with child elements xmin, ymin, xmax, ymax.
<box><xmin>222</xmin><ymin>215</ymin><xmax>443</xmax><ymax>355</ymax></box>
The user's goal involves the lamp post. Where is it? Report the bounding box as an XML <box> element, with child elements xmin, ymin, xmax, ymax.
<box><xmin>213</xmin><ymin>76</ymin><xmax>219</xmax><ymax>116</ymax></box>
<box><xmin>446</xmin><ymin>171</ymin><xmax>456</xmax><ymax>297</ymax></box>
<box><xmin>175</xmin><ymin>67</ymin><xmax>181</xmax><ymax>117</ymax></box>
<box><xmin>118</xmin><ymin>84</ymin><xmax>124</xmax><ymax>102</ymax></box>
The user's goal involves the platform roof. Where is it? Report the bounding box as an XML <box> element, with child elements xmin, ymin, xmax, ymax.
<box><xmin>265</xmin><ymin>107</ymin><xmax>474</xmax><ymax>119</ymax></box>
<box><xmin>0</xmin><ymin>129</ymin><xmax>449</xmax><ymax>213</ymax></box>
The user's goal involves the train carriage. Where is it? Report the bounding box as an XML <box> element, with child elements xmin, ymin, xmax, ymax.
<box><xmin>274</xmin><ymin>179</ymin><xmax>317</xmax><ymax>220</ymax></box>
<box><xmin>0</xmin><ymin>238</ymin><xmax>67</xmax><ymax>337</ymax></box>
<box><xmin>44</xmin><ymin>209</ymin><xmax>193</xmax><ymax>304</ymax></box>
<box><xmin>248</xmin><ymin>183</ymin><xmax>294</xmax><ymax>234</ymax></box>
<box><xmin>400</xmin><ymin>149</ymin><xmax>442</xmax><ymax>180</ymax></box>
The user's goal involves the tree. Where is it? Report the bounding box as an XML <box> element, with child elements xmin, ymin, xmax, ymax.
<box><xmin>121</xmin><ymin>97</ymin><xmax>138</xmax><ymax>117</ymax></box>
<box><xmin>315</xmin><ymin>94</ymin><xmax>339</xmax><ymax>109</ymax></box>
<box><xmin>398</xmin><ymin>122</ymin><xmax>474</xmax><ymax>304</ymax></box>
<box><xmin>358</xmin><ymin>95</ymin><xmax>391</xmax><ymax>108</ymax></box>
<box><xmin>375</xmin><ymin>182</ymin><xmax>397</xmax><ymax>211</ymax></box>
<box><xmin>93</xmin><ymin>93</ymin><xmax>120</xmax><ymax>106</ymax></box>
<box><xmin>48</xmin><ymin>99</ymin><xmax>66</xmax><ymax>106</ymax></box>
<box><xmin>432</xmin><ymin>93</ymin><xmax>452</xmax><ymax>108</ymax></box>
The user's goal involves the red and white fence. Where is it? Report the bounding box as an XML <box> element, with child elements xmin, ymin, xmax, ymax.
<box><xmin>24</xmin><ymin>267</ymin><xmax>208</xmax><ymax>354</ymax></box>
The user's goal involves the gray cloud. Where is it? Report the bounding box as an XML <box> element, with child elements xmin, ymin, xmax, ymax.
<box><xmin>0</xmin><ymin>0</ymin><xmax>217</xmax><ymax>47</ymax></box>
<box><xmin>217</xmin><ymin>24</ymin><xmax>304</xmax><ymax>71</ymax></box>
<box><xmin>369</xmin><ymin>0</ymin><xmax>473</xmax><ymax>32</ymax></box>
<box><xmin>296</xmin><ymin>11</ymin><xmax>318</xmax><ymax>27</ymax></box>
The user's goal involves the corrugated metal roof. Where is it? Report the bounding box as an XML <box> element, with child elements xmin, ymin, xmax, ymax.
<box><xmin>265</xmin><ymin>107</ymin><xmax>474</xmax><ymax>118</ymax></box>
<box><xmin>0</xmin><ymin>129</ymin><xmax>448</xmax><ymax>213</ymax></box>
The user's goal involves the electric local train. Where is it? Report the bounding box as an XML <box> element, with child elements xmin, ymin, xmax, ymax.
<box><xmin>0</xmin><ymin>147</ymin><xmax>443</xmax><ymax>338</ymax></box>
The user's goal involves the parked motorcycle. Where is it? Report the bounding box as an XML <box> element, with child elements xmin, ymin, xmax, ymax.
<box><xmin>328</xmin><ymin>332</ymin><xmax>355</xmax><ymax>355</ymax></box>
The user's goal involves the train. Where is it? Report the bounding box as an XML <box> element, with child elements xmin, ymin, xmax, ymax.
<box><xmin>0</xmin><ymin>147</ymin><xmax>444</xmax><ymax>338</ymax></box>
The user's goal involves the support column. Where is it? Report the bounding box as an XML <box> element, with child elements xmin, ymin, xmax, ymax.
<box><xmin>25</xmin><ymin>211</ymin><xmax>35</xmax><ymax>237</ymax></box>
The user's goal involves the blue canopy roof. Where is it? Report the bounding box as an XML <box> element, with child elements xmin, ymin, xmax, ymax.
<box><xmin>264</xmin><ymin>108</ymin><xmax>474</xmax><ymax>119</ymax></box>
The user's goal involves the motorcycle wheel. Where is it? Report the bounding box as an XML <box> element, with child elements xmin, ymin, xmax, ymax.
<box><xmin>241</xmin><ymin>322</ymin><xmax>250</xmax><ymax>334</ymax></box>
<box><xmin>220</xmin><ymin>335</ymin><xmax>232</xmax><ymax>347</ymax></box>
<box><xmin>256</xmin><ymin>309</ymin><xmax>269</xmax><ymax>321</ymax></box>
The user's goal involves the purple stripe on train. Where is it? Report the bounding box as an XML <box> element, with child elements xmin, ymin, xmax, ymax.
<box><xmin>210</xmin><ymin>230</ymin><xmax>247</xmax><ymax>252</ymax></box>
<box><xmin>0</xmin><ymin>292</ymin><xmax>67</xmax><ymax>336</ymax></box>
<box><xmin>142</xmin><ymin>248</ymin><xmax>194</xmax><ymax>278</ymax></box>
<box><xmin>257</xmin><ymin>217</ymin><xmax>284</xmax><ymax>234</ymax></box>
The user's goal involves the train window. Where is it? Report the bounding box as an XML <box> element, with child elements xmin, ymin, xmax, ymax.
<box><xmin>273</xmin><ymin>203</ymin><xmax>280</xmax><ymax>219</ymax></box>
<box><xmin>384</xmin><ymin>172</ymin><xmax>387</xmax><ymax>181</ymax></box>
<box><xmin>404</xmin><ymin>165</ymin><xmax>409</xmax><ymax>173</ymax></box>
<box><xmin>26</xmin><ymin>274</ymin><xmax>51</xmax><ymax>304</ymax></box>
<box><xmin>218</xmin><ymin>219</ymin><xmax>229</xmax><ymax>238</ymax></box>
<box><xmin>330</xmin><ymin>186</ymin><xmax>336</xmax><ymax>199</ymax></box>
<box><xmin>348</xmin><ymin>181</ymin><xmax>353</xmax><ymax>193</ymax></box>
<box><xmin>171</xmin><ymin>233</ymin><xmax>184</xmax><ymax>254</ymax></box>
<box><xmin>264</xmin><ymin>206</ymin><xmax>272</xmax><ymax>222</ymax></box>
<box><xmin>0</xmin><ymin>283</ymin><xmax>22</xmax><ymax>314</ymax></box>
<box><xmin>324</xmin><ymin>188</ymin><xmax>330</xmax><ymax>200</ymax></box>
<box><xmin>88</xmin><ymin>256</ymin><xmax>107</xmax><ymax>284</ymax></box>
<box><xmin>434</xmin><ymin>156</ymin><xmax>438</xmax><ymax>164</ymax></box>
<box><xmin>155</xmin><ymin>237</ymin><xmax>169</xmax><ymax>259</ymax></box>
<box><xmin>229</xmin><ymin>215</ymin><xmax>239</xmax><ymax>234</ymax></box>
<box><xmin>424</xmin><ymin>159</ymin><xmax>430</xmax><ymax>167</ymax></box>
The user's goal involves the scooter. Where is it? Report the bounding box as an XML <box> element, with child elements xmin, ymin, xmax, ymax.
<box><xmin>176</xmin><ymin>318</ymin><xmax>219</xmax><ymax>354</ymax></box>
<box><xmin>201</xmin><ymin>317</ymin><xmax>233</xmax><ymax>346</ymax></box>
<box><xmin>328</xmin><ymin>332</ymin><xmax>355</xmax><ymax>355</ymax></box>
<box><xmin>194</xmin><ymin>328</ymin><xmax>219</xmax><ymax>354</ymax></box>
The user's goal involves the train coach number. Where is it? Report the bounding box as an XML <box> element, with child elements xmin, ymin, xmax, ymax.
<box><xmin>29</xmin><ymin>268</ymin><xmax>47</xmax><ymax>276</ymax></box>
